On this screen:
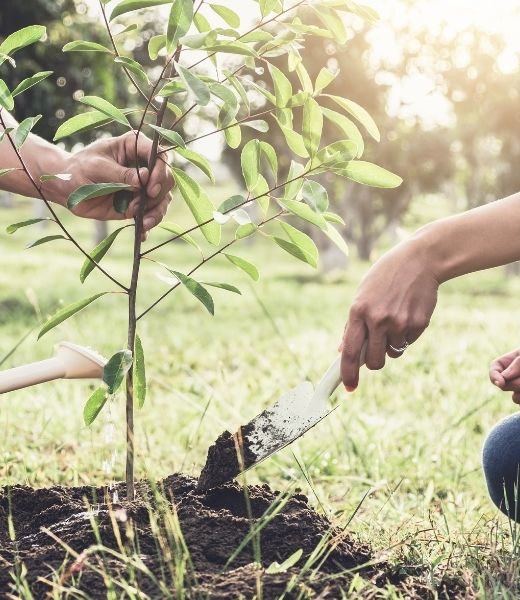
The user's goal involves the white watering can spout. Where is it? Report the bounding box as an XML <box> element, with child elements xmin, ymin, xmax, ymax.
<box><xmin>0</xmin><ymin>342</ymin><xmax>107</xmax><ymax>394</ymax></box>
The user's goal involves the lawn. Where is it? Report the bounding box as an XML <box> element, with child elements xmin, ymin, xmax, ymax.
<box><xmin>2</xmin><ymin>197</ymin><xmax>520</xmax><ymax>597</ymax></box>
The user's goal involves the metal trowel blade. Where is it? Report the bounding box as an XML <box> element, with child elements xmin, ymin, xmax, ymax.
<box><xmin>197</xmin><ymin>378</ymin><xmax>334</xmax><ymax>491</ymax></box>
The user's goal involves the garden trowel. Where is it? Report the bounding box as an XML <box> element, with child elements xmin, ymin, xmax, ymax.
<box><xmin>198</xmin><ymin>348</ymin><xmax>366</xmax><ymax>490</ymax></box>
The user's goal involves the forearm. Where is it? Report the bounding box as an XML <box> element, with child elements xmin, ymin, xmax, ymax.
<box><xmin>0</xmin><ymin>111</ymin><xmax>71</xmax><ymax>202</ymax></box>
<box><xmin>414</xmin><ymin>192</ymin><xmax>520</xmax><ymax>283</ymax></box>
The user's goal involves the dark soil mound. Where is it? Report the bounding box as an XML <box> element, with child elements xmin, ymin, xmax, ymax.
<box><xmin>0</xmin><ymin>475</ymin><xmax>458</xmax><ymax>598</ymax></box>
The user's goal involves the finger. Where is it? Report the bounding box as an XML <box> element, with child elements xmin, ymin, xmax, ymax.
<box><xmin>387</xmin><ymin>334</ymin><xmax>408</xmax><ymax>359</ymax></box>
<box><xmin>501</xmin><ymin>377</ymin><xmax>520</xmax><ymax>392</ymax></box>
<box><xmin>365</xmin><ymin>327</ymin><xmax>387</xmax><ymax>371</ymax></box>
<box><xmin>143</xmin><ymin>194</ymin><xmax>170</xmax><ymax>231</ymax></box>
<box><xmin>147</xmin><ymin>153</ymin><xmax>174</xmax><ymax>200</ymax></box>
<box><xmin>341</xmin><ymin>318</ymin><xmax>367</xmax><ymax>391</ymax></box>
<box><xmin>502</xmin><ymin>356</ymin><xmax>520</xmax><ymax>381</ymax></box>
<box><xmin>490</xmin><ymin>363</ymin><xmax>506</xmax><ymax>388</ymax></box>
<box><xmin>513</xmin><ymin>391</ymin><xmax>520</xmax><ymax>405</ymax></box>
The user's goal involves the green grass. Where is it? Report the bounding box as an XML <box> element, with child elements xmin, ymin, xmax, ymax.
<box><xmin>2</xmin><ymin>197</ymin><xmax>520</xmax><ymax>596</ymax></box>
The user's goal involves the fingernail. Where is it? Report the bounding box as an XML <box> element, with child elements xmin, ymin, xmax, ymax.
<box><xmin>345</xmin><ymin>386</ymin><xmax>356</xmax><ymax>393</ymax></box>
<box><xmin>494</xmin><ymin>380</ymin><xmax>500</xmax><ymax>386</ymax></box>
<box><xmin>150</xmin><ymin>184</ymin><xmax>161</xmax><ymax>198</ymax></box>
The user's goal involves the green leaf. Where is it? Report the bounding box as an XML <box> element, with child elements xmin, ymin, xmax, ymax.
<box><xmin>0</xmin><ymin>129</ymin><xmax>14</xmax><ymax>144</ymax></box>
<box><xmin>258</xmin><ymin>142</ymin><xmax>278</xmax><ymax>182</ymax></box>
<box><xmin>148</xmin><ymin>34</ymin><xmax>166</xmax><ymax>60</ymax></box>
<box><xmin>266</xmin><ymin>549</ymin><xmax>303</xmax><ymax>575</ymax></box>
<box><xmin>302</xmin><ymin>180</ymin><xmax>329</xmax><ymax>213</ymax></box>
<box><xmin>63</xmin><ymin>40</ymin><xmax>113</xmax><ymax>53</ymax></box>
<box><xmin>209</xmin><ymin>4</ymin><xmax>240</xmax><ymax>27</ymax></box>
<box><xmin>68</xmin><ymin>183</ymin><xmax>132</xmax><ymax>210</ymax></box>
<box><xmin>324</xmin><ymin>211</ymin><xmax>345</xmax><ymax>225</ymax></box>
<box><xmin>315</xmin><ymin>67</ymin><xmax>337</xmax><ymax>94</ymax></box>
<box><xmin>282</xmin><ymin>160</ymin><xmax>306</xmax><ymax>201</ymax></box>
<box><xmin>114</xmin><ymin>56</ymin><xmax>150</xmax><ymax>84</ymax></box>
<box><xmin>149</xmin><ymin>124</ymin><xmax>185</xmax><ymax>148</ymax></box>
<box><xmin>235</xmin><ymin>223</ymin><xmax>257</xmax><ymax>239</ymax></box>
<box><xmin>172</xmin><ymin>167</ymin><xmax>220</xmax><ymax>245</ymax></box>
<box><xmin>280</xmin><ymin>199</ymin><xmax>328</xmax><ymax>230</ymax></box>
<box><xmin>194</xmin><ymin>12</ymin><xmax>211</xmax><ymax>32</ymax></box>
<box><xmin>224</xmin><ymin>120</ymin><xmax>241</xmax><ymax>148</ymax></box>
<box><xmin>103</xmin><ymin>350</ymin><xmax>133</xmax><ymax>394</ymax></box>
<box><xmin>274</xmin><ymin>118</ymin><xmax>308</xmax><ymax>158</ymax></box>
<box><xmin>111</xmin><ymin>0</ymin><xmax>173</xmax><ymax>20</ymax></box>
<box><xmin>322</xmin><ymin>107</ymin><xmax>364</xmax><ymax>157</ymax></box>
<box><xmin>54</xmin><ymin>110</ymin><xmax>137</xmax><ymax>141</ymax></box>
<box><xmin>159</xmin><ymin>222</ymin><xmax>201</xmax><ymax>250</ymax></box>
<box><xmin>243</xmin><ymin>120</ymin><xmax>269</xmax><ymax>133</ymax></box>
<box><xmin>279</xmin><ymin>221</ymin><xmax>318</xmax><ymax>267</ymax></box>
<box><xmin>0</xmin><ymin>79</ymin><xmax>14</xmax><ymax>111</ymax></box>
<box><xmin>205</xmin><ymin>42</ymin><xmax>256</xmax><ymax>57</ymax></box>
<box><xmin>26</xmin><ymin>235</ymin><xmax>68</xmax><ymax>249</ymax></box>
<box><xmin>268</xmin><ymin>63</ymin><xmax>292</xmax><ymax>108</ymax></box>
<box><xmin>80</xmin><ymin>226</ymin><xmax>128</xmax><ymax>283</ymax></box>
<box><xmin>79</xmin><ymin>96</ymin><xmax>130</xmax><ymax>128</ymax></box>
<box><xmin>241</xmin><ymin>139</ymin><xmax>260</xmax><ymax>191</ymax></box>
<box><xmin>302</xmin><ymin>97</ymin><xmax>322</xmax><ymax>157</ymax></box>
<box><xmin>324</xmin><ymin>223</ymin><xmax>349</xmax><ymax>257</ymax></box>
<box><xmin>224</xmin><ymin>254</ymin><xmax>259</xmax><ymax>281</ymax></box>
<box><xmin>12</xmin><ymin>71</ymin><xmax>52</xmax><ymax>97</ymax></box>
<box><xmin>167</xmin><ymin>0</ymin><xmax>193</xmax><ymax>52</ymax></box>
<box><xmin>260</xmin><ymin>0</ymin><xmax>283</xmax><ymax>17</ymax></box>
<box><xmin>38</xmin><ymin>293</ymin><xmax>109</xmax><ymax>339</ymax></box>
<box><xmin>0</xmin><ymin>25</ymin><xmax>46</xmax><ymax>56</ymax></box>
<box><xmin>0</xmin><ymin>168</ymin><xmax>18</xmax><ymax>179</ymax></box>
<box><xmin>203</xmin><ymin>282</ymin><xmax>241</xmax><ymax>294</ymax></box>
<box><xmin>323</xmin><ymin>94</ymin><xmax>380</xmax><ymax>142</ymax></box>
<box><xmin>14</xmin><ymin>115</ymin><xmax>41</xmax><ymax>149</ymax></box>
<box><xmin>159</xmin><ymin>80</ymin><xmax>186</xmax><ymax>97</ymax></box>
<box><xmin>273</xmin><ymin>237</ymin><xmax>317</xmax><ymax>268</ymax></box>
<box><xmin>315</xmin><ymin>139</ymin><xmax>357</xmax><ymax>166</ymax></box>
<box><xmin>84</xmin><ymin>388</ymin><xmax>109</xmax><ymax>426</ymax></box>
<box><xmin>313</xmin><ymin>6</ymin><xmax>348</xmax><ymax>44</ymax></box>
<box><xmin>134</xmin><ymin>334</ymin><xmax>147</xmax><ymax>409</ymax></box>
<box><xmin>174</xmin><ymin>147</ymin><xmax>214</xmax><ymax>182</ymax></box>
<box><xmin>171</xmin><ymin>271</ymin><xmax>214</xmax><ymax>315</ymax></box>
<box><xmin>6</xmin><ymin>218</ymin><xmax>49</xmax><ymax>234</ymax></box>
<box><xmin>225</xmin><ymin>71</ymin><xmax>249</xmax><ymax>112</ymax></box>
<box><xmin>218</xmin><ymin>194</ymin><xmax>246</xmax><ymax>213</ymax></box>
<box><xmin>176</xmin><ymin>63</ymin><xmax>210</xmax><ymax>106</ymax></box>
<box><xmin>336</xmin><ymin>160</ymin><xmax>402</xmax><ymax>188</ymax></box>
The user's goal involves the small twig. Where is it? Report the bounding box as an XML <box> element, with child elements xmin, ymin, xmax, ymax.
<box><xmin>141</xmin><ymin>167</ymin><xmax>316</xmax><ymax>256</ymax></box>
<box><xmin>99</xmin><ymin>0</ymin><xmax>159</xmax><ymax>110</ymax></box>
<box><xmin>137</xmin><ymin>211</ymin><xmax>283</xmax><ymax>320</ymax></box>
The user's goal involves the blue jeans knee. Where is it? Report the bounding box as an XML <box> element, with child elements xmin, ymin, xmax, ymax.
<box><xmin>483</xmin><ymin>412</ymin><xmax>520</xmax><ymax>521</ymax></box>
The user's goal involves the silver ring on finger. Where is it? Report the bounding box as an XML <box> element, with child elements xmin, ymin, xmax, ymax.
<box><xmin>389</xmin><ymin>341</ymin><xmax>409</xmax><ymax>354</ymax></box>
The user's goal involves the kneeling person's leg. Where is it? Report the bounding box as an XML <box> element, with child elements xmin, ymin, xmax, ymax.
<box><xmin>483</xmin><ymin>413</ymin><xmax>520</xmax><ymax>521</ymax></box>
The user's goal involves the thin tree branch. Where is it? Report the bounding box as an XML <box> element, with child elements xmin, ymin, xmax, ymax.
<box><xmin>137</xmin><ymin>211</ymin><xmax>283</xmax><ymax>320</ymax></box>
<box><xmin>141</xmin><ymin>167</ymin><xmax>316</xmax><ymax>256</ymax></box>
<box><xmin>99</xmin><ymin>0</ymin><xmax>160</xmax><ymax>111</ymax></box>
<box><xmin>0</xmin><ymin>111</ymin><xmax>129</xmax><ymax>292</ymax></box>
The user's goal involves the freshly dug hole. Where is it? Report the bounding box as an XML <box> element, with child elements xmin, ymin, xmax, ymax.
<box><xmin>0</xmin><ymin>474</ymin><xmax>455</xmax><ymax>598</ymax></box>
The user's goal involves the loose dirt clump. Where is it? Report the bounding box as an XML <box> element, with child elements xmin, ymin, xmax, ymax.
<box><xmin>0</xmin><ymin>474</ymin><xmax>462</xmax><ymax>598</ymax></box>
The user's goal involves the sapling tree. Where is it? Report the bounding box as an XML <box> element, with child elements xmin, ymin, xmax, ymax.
<box><xmin>0</xmin><ymin>0</ymin><xmax>402</xmax><ymax>499</ymax></box>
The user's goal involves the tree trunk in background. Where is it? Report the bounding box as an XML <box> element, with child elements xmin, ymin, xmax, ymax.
<box><xmin>95</xmin><ymin>221</ymin><xmax>108</xmax><ymax>245</ymax></box>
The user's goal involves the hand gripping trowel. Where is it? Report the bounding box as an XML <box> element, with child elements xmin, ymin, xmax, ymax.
<box><xmin>0</xmin><ymin>342</ymin><xmax>107</xmax><ymax>394</ymax></box>
<box><xmin>198</xmin><ymin>347</ymin><xmax>366</xmax><ymax>491</ymax></box>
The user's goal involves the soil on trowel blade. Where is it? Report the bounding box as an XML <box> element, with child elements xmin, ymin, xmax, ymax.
<box><xmin>0</xmin><ymin>474</ymin><xmax>462</xmax><ymax>599</ymax></box>
<box><xmin>198</xmin><ymin>425</ymin><xmax>257</xmax><ymax>490</ymax></box>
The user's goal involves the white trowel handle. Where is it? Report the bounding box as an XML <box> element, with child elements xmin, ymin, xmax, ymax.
<box><xmin>314</xmin><ymin>342</ymin><xmax>367</xmax><ymax>400</ymax></box>
<box><xmin>0</xmin><ymin>342</ymin><xmax>106</xmax><ymax>394</ymax></box>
